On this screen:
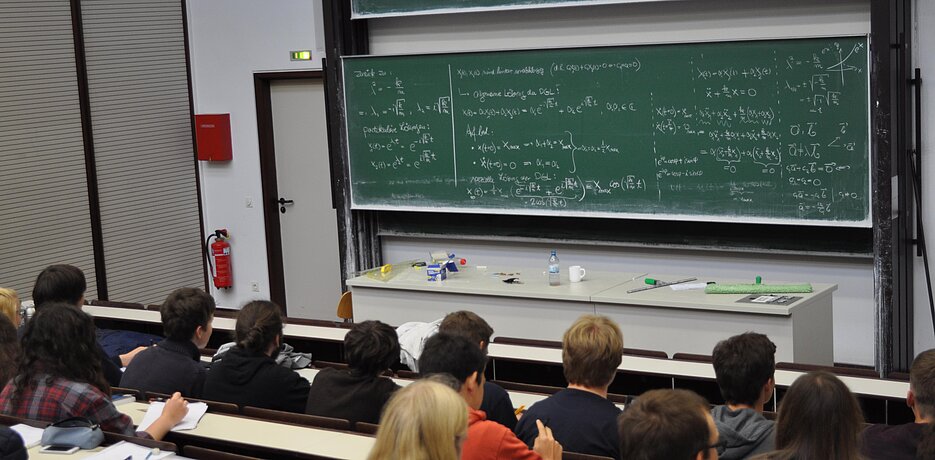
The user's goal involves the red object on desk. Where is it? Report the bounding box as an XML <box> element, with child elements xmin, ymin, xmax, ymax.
<box><xmin>195</xmin><ymin>114</ymin><xmax>232</xmax><ymax>161</ymax></box>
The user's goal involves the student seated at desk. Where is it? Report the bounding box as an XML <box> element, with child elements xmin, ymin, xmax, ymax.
<box><xmin>31</xmin><ymin>264</ymin><xmax>146</xmax><ymax>386</ymax></box>
<box><xmin>306</xmin><ymin>320</ymin><xmax>400</xmax><ymax>425</ymax></box>
<box><xmin>440</xmin><ymin>311</ymin><xmax>518</xmax><ymax>430</ymax></box>
<box><xmin>618</xmin><ymin>389</ymin><xmax>720</xmax><ymax>460</ymax></box>
<box><xmin>0</xmin><ymin>304</ymin><xmax>187</xmax><ymax>441</ymax></box>
<box><xmin>860</xmin><ymin>348</ymin><xmax>935</xmax><ymax>459</ymax></box>
<box><xmin>710</xmin><ymin>332</ymin><xmax>777</xmax><ymax>459</ymax></box>
<box><xmin>0</xmin><ymin>314</ymin><xmax>19</xmax><ymax>387</ymax></box>
<box><xmin>420</xmin><ymin>332</ymin><xmax>562</xmax><ymax>460</ymax></box>
<box><xmin>367</xmin><ymin>378</ymin><xmax>467</xmax><ymax>460</ymax></box>
<box><xmin>514</xmin><ymin>315</ymin><xmax>623</xmax><ymax>460</ymax></box>
<box><xmin>753</xmin><ymin>371</ymin><xmax>864</xmax><ymax>460</ymax></box>
<box><xmin>121</xmin><ymin>287</ymin><xmax>215</xmax><ymax>398</ymax></box>
<box><xmin>203</xmin><ymin>300</ymin><xmax>310</xmax><ymax>413</ymax></box>
<box><xmin>0</xmin><ymin>288</ymin><xmax>21</xmax><ymax>328</ymax></box>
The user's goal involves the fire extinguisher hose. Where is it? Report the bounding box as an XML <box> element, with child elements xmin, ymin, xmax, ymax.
<box><xmin>205</xmin><ymin>234</ymin><xmax>217</xmax><ymax>279</ymax></box>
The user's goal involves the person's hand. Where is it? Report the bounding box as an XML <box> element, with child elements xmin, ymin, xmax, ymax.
<box><xmin>532</xmin><ymin>419</ymin><xmax>562</xmax><ymax>460</ymax></box>
<box><xmin>162</xmin><ymin>392</ymin><xmax>189</xmax><ymax>425</ymax></box>
<box><xmin>119</xmin><ymin>346</ymin><xmax>148</xmax><ymax>366</ymax></box>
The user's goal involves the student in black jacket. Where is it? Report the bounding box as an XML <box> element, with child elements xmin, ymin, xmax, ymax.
<box><xmin>121</xmin><ymin>287</ymin><xmax>215</xmax><ymax>397</ymax></box>
<box><xmin>306</xmin><ymin>320</ymin><xmax>400</xmax><ymax>425</ymax></box>
<box><xmin>203</xmin><ymin>300</ymin><xmax>309</xmax><ymax>413</ymax></box>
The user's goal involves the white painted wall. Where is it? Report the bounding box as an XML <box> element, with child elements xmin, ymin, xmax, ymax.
<box><xmin>913</xmin><ymin>0</ymin><xmax>935</xmax><ymax>354</ymax></box>
<box><xmin>186</xmin><ymin>0</ymin><xmax>324</xmax><ymax>308</ymax></box>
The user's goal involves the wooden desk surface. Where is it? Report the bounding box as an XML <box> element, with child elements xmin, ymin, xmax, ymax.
<box><xmin>82</xmin><ymin>305</ymin><xmax>348</xmax><ymax>342</ymax></box>
<box><xmin>590</xmin><ymin>274</ymin><xmax>838</xmax><ymax>315</ymax></box>
<box><xmin>119</xmin><ymin>401</ymin><xmax>374</xmax><ymax>459</ymax></box>
<box><xmin>488</xmin><ymin>342</ymin><xmax>908</xmax><ymax>399</ymax></box>
<box><xmin>347</xmin><ymin>266</ymin><xmax>641</xmax><ymax>302</ymax></box>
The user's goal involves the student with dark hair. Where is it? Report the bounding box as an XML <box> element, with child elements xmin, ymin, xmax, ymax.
<box><xmin>755</xmin><ymin>371</ymin><xmax>863</xmax><ymax>460</ymax></box>
<box><xmin>515</xmin><ymin>315</ymin><xmax>623</xmax><ymax>459</ymax></box>
<box><xmin>0</xmin><ymin>315</ymin><xmax>19</xmax><ymax>387</ymax></box>
<box><xmin>439</xmin><ymin>310</ymin><xmax>517</xmax><ymax>430</ymax></box>
<box><xmin>120</xmin><ymin>288</ymin><xmax>216</xmax><ymax>397</ymax></box>
<box><xmin>203</xmin><ymin>300</ymin><xmax>309</xmax><ymax>413</ymax></box>
<box><xmin>30</xmin><ymin>264</ymin><xmax>143</xmax><ymax>386</ymax></box>
<box><xmin>306</xmin><ymin>320</ymin><xmax>401</xmax><ymax>424</ymax></box>
<box><xmin>0</xmin><ymin>304</ymin><xmax>186</xmax><ymax>440</ymax></box>
<box><xmin>861</xmin><ymin>348</ymin><xmax>935</xmax><ymax>459</ymax></box>
<box><xmin>711</xmin><ymin>332</ymin><xmax>777</xmax><ymax>459</ymax></box>
<box><xmin>618</xmin><ymin>389</ymin><xmax>719</xmax><ymax>460</ymax></box>
<box><xmin>420</xmin><ymin>332</ymin><xmax>562</xmax><ymax>460</ymax></box>
<box><xmin>31</xmin><ymin>264</ymin><xmax>86</xmax><ymax>307</ymax></box>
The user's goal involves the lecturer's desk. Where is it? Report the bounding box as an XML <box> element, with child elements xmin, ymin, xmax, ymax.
<box><xmin>592</xmin><ymin>277</ymin><xmax>837</xmax><ymax>364</ymax></box>
<box><xmin>347</xmin><ymin>268</ymin><xmax>836</xmax><ymax>365</ymax></box>
<box><xmin>347</xmin><ymin>267</ymin><xmax>638</xmax><ymax>341</ymax></box>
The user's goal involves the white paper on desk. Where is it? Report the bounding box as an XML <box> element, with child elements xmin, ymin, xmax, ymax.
<box><xmin>84</xmin><ymin>440</ymin><xmax>174</xmax><ymax>460</ymax></box>
<box><xmin>9</xmin><ymin>423</ymin><xmax>42</xmax><ymax>448</ymax></box>
<box><xmin>670</xmin><ymin>282</ymin><xmax>707</xmax><ymax>291</ymax></box>
<box><xmin>138</xmin><ymin>401</ymin><xmax>208</xmax><ymax>432</ymax></box>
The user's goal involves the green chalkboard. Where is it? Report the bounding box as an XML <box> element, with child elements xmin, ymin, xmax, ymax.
<box><xmin>343</xmin><ymin>37</ymin><xmax>870</xmax><ymax>226</ymax></box>
<box><xmin>351</xmin><ymin>0</ymin><xmax>638</xmax><ymax>18</ymax></box>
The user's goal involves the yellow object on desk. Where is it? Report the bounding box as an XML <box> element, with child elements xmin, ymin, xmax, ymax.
<box><xmin>356</xmin><ymin>259</ymin><xmax>420</xmax><ymax>282</ymax></box>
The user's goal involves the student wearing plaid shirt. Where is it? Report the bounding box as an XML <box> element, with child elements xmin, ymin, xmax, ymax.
<box><xmin>0</xmin><ymin>304</ymin><xmax>186</xmax><ymax>440</ymax></box>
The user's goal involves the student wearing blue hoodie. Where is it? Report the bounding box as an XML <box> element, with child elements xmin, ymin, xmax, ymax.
<box><xmin>710</xmin><ymin>332</ymin><xmax>777</xmax><ymax>460</ymax></box>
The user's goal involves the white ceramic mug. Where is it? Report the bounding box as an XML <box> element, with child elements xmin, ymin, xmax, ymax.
<box><xmin>569</xmin><ymin>265</ymin><xmax>586</xmax><ymax>283</ymax></box>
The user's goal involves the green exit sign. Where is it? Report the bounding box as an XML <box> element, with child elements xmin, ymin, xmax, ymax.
<box><xmin>290</xmin><ymin>50</ymin><xmax>312</xmax><ymax>61</ymax></box>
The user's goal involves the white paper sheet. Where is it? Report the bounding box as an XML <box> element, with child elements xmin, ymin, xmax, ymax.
<box><xmin>84</xmin><ymin>440</ymin><xmax>174</xmax><ymax>460</ymax></box>
<box><xmin>137</xmin><ymin>401</ymin><xmax>208</xmax><ymax>432</ymax></box>
<box><xmin>670</xmin><ymin>282</ymin><xmax>708</xmax><ymax>291</ymax></box>
<box><xmin>9</xmin><ymin>423</ymin><xmax>42</xmax><ymax>448</ymax></box>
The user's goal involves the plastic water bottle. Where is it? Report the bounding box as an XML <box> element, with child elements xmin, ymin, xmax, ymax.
<box><xmin>548</xmin><ymin>250</ymin><xmax>560</xmax><ymax>286</ymax></box>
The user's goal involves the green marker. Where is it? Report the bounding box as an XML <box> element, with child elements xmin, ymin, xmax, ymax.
<box><xmin>755</xmin><ymin>275</ymin><xmax>762</xmax><ymax>284</ymax></box>
<box><xmin>645</xmin><ymin>278</ymin><xmax>658</xmax><ymax>285</ymax></box>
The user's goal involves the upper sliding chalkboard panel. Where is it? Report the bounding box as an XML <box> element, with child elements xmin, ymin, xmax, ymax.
<box><xmin>343</xmin><ymin>37</ymin><xmax>870</xmax><ymax>226</ymax></box>
<box><xmin>351</xmin><ymin>0</ymin><xmax>667</xmax><ymax>18</ymax></box>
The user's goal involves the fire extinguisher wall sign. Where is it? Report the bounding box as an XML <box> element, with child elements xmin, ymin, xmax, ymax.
<box><xmin>206</xmin><ymin>229</ymin><xmax>233</xmax><ymax>289</ymax></box>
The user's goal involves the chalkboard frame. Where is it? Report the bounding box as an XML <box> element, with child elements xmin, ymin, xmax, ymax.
<box><xmin>350</xmin><ymin>0</ymin><xmax>675</xmax><ymax>19</ymax></box>
<box><xmin>342</xmin><ymin>36</ymin><xmax>873</xmax><ymax>228</ymax></box>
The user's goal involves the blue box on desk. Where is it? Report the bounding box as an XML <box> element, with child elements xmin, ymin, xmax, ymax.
<box><xmin>427</xmin><ymin>264</ymin><xmax>447</xmax><ymax>281</ymax></box>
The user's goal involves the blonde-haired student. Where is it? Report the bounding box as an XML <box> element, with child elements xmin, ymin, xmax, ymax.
<box><xmin>368</xmin><ymin>379</ymin><xmax>468</xmax><ymax>460</ymax></box>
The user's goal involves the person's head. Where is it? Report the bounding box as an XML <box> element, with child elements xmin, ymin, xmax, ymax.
<box><xmin>618</xmin><ymin>389</ymin><xmax>718</xmax><ymax>460</ymax></box>
<box><xmin>367</xmin><ymin>379</ymin><xmax>468</xmax><ymax>460</ymax></box>
<box><xmin>419</xmin><ymin>332</ymin><xmax>487</xmax><ymax>409</ymax></box>
<box><xmin>439</xmin><ymin>310</ymin><xmax>494</xmax><ymax>350</ymax></box>
<box><xmin>160</xmin><ymin>288</ymin><xmax>216</xmax><ymax>348</ymax></box>
<box><xmin>235</xmin><ymin>300</ymin><xmax>284</xmax><ymax>356</ymax></box>
<box><xmin>774</xmin><ymin>371</ymin><xmax>863</xmax><ymax>459</ymax></box>
<box><xmin>32</xmin><ymin>264</ymin><xmax>86</xmax><ymax>308</ymax></box>
<box><xmin>562</xmin><ymin>314</ymin><xmax>623</xmax><ymax>389</ymax></box>
<box><xmin>0</xmin><ymin>313</ymin><xmax>20</xmax><ymax>386</ymax></box>
<box><xmin>0</xmin><ymin>288</ymin><xmax>20</xmax><ymax>327</ymax></box>
<box><xmin>344</xmin><ymin>320</ymin><xmax>400</xmax><ymax>376</ymax></box>
<box><xmin>14</xmin><ymin>303</ymin><xmax>107</xmax><ymax>396</ymax></box>
<box><xmin>712</xmin><ymin>332</ymin><xmax>776</xmax><ymax>407</ymax></box>
<box><xmin>909</xmin><ymin>349</ymin><xmax>935</xmax><ymax>422</ymax></box>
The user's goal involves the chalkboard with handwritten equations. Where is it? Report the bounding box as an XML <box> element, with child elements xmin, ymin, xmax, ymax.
<box><xmin>343</xmin><ymin>37</ymin><xmax>870</xmax><ymax>226</ymax></box>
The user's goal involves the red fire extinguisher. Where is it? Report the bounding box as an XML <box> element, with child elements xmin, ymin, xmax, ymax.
<box><xmin>206</xmin><ymin>229</ymin><xmax>232</xmax><ymax>289</ymax></box>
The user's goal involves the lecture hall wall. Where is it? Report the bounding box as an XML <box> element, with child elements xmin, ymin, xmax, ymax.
<box><xmin>187</xmin><ymin>0</ymin><xmax>935</xmax><ymax>366</ymax></box>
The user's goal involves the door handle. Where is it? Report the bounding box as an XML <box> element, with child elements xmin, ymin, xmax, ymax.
<box><xmin>278</xmin><ymin>197</ymin><xmax>294</xmax><ymax>214</ymax></box>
